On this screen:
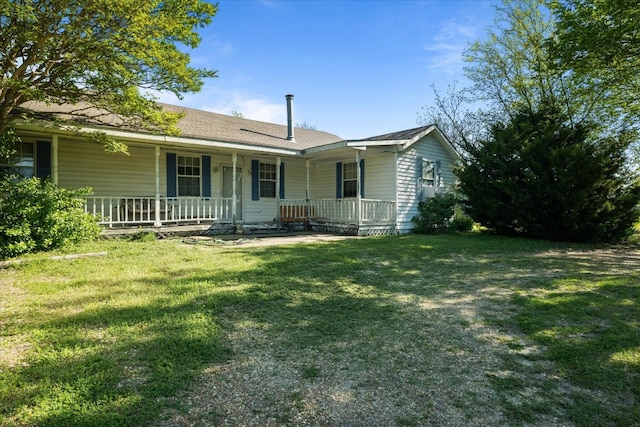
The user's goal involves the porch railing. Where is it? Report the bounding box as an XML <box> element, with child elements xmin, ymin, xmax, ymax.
<box><xmin>85</xmin><ymin>196</ymin><xmax>396</xmax><ymax>228</ymax></box>
<box><xmin>84</xmin><ymin>196</ymin><xmax>233</xmax><ymax>227</ymax></box>
<box><xmin>359</xmin><ymin>199</ymin><xmax>396</xmax><ymax>223</ymax></box>
<box><xmin>279</xmin><ymin>198</ymin><xmax>396</xmax><ymax>224</ymax></box>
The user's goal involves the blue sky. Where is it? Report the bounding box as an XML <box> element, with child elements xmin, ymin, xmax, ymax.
<box><xmin>159</xmin><ymin>0</ymin><xmax>496</xmax><ymax>139</ymax></box>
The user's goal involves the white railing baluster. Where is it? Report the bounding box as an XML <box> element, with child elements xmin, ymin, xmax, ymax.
<box><xmin>84</xmin><ymin>196</ymin><xmax>394</xmax><ymax>227</ymax></box>
<box><xmin>84</xmin><ymin>196</ymin><xmax>234</xmax><ymax>226</ymax></box>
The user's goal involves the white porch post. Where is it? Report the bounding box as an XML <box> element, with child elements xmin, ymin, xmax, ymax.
<box><xmin>154</xmin><ymin>145</ymin><xmax>161</xmax><ymax>227</ymax></box>
<box><xmin>232</xmin><ymin>152</ymin><xmax>237</xmax><ymax>223</ymax></box>
<box><xmin>356</xmin><ymin>150</ymin><xmax>361</xmax><ymax>228</ymax></box>
<box><xmin>306</xmin><ymin>160</ymin><xmax>311</xmax><ymax>223</ymax></box>
<box><xmin>276</xmin><ymin>156</ymin><xmax>281</xmax><ymax>221</ymax></box>
<box><xmin>52</xmin><ymin>135</ymin><xmax>59</xmax><ymax>185</ymax></box>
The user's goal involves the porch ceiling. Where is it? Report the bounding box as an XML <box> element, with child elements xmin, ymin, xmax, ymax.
<box><xmin>301</xmin><ymin>145</ymin><xmax>397</xmax><ymax>163</ymax></box>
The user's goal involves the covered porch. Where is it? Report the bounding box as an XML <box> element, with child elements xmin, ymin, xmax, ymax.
<box><xmin>75</xmin><ymin>139</ymin><xmax>399</xmax><ymax>234</ymax></box>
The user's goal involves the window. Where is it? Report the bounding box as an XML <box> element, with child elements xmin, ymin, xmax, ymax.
<box><xmin>0</xmin><ymin>142</ymin><xmax>34</xmax><ymax>178</ymax></box>
<box><xmin>259</xmin><ymin>163</ymin><xmax>276</xmax><ymax>198</ymax></box>
<box><xmin>422</xmin><ymin>159</ymin><xmax>435</xmax><ymax>187</ymax></box>
<box><xmin>343</xmin><ymin>162</ymin><xmax>358</xmax><ymax>198</ymax></box>
<box><xmin>177</xmin><ymin>156</ymin><xmax>200</xmax><ymax>196</ymax></box>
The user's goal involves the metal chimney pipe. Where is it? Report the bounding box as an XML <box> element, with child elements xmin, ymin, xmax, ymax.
<box><xmin>286</xmin><ymin>94</ymin><xmax>295</xmax><ymax>142</ymax></box>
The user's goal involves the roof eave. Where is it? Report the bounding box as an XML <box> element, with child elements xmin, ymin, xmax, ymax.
<box><xmin>300</xmin><ymin>140</ymin><xmax>349</xmax><ymax>155</ymax></box>
<box><xmin>15</xmin><ymin>122</ymin><xmax>301</xmax><ymax>156</ymax></box>
<box><xmin>400</xmin><ymin>125</ymin><xmax>461</xmax><ymax>161</ymax></box>
<box><xmin>346</xmin><ymin>139</ymin><xmax>408</xmax><ymax>147</ymax></box>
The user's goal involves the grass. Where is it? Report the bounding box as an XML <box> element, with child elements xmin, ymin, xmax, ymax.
<box><xmin>0</xmin><ymin>233</ymin><xmax>638</xmax><ymax>426</ymax></box>
<box><xmin>501</xmin><ymin>276</ymin><xmax>640</xmax><ymax>425</ymax></box>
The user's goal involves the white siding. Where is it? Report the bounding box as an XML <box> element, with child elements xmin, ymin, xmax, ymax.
<box><xmin>57</xmin><ymin>139</ymin><xmax>242</xmax><ymax>200</ymax></box>
<box><xmin>362</xmin><ymin>153</ymin><xmax>395</xmax><ymax>200</ymax></box>
<box><xmin>310</xmin><ymin>153</ymin><xmax>395</xmax><ymax>201</ymax></box>
<box><xmin>312</xmin><ymin>161</ymin><xmax>336</xmax><ymax>199</ymax></box>
<box><xmin>396</xmin><ymin>134</ymin><xmax>458</xmax><ymax>233</ymax></box>
<box><xmin>283</xmin><ymin>158</ymin><xmax>308</xmax><ymax>199</ymax></box>
<box><xmin>58</xmin><ymin>139</ymin><xmax>161</xmax><ymax>196</ymax></box>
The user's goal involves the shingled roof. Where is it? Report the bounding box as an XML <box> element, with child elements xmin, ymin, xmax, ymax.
<box><xmin>350</xmin><ymin>126</ymin><xmax>432</xmax><ymax>142</ymax></box>
<box><xmin>161</xmin><ymin>103</ymin><xmax>343</xmax><ymax>150</ymax></box>
<box><xmin>16</xmin><ymin>101</ymin><xmax>460</xmax><ymax>160</ymax></box>
<box><xmin>17</xmin><ymin>101</ymin><xmax>343</xmax><ymax>151</ymax></box>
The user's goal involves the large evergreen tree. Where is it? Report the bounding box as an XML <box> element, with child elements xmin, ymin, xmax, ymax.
<box><xmin>457</xmin><ymin>103</ymin><xmax>640</xmax><ymax>242</ymax></box>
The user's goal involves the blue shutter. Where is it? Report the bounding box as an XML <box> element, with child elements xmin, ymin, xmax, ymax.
<box><xmin>251</xmin><ymin>159</ymin><xmax>260</xmax><ymax>201</ymax></box>
<box><xmin>279</xmin><ymin>162</ymin><xmax>285</xmax><ymax>199</ymax></box>
<box><xmin>435</xmin><ymin>160</ymin><xmax>442</xmax><ymax>186</ymax></box>
<box><xmin>166</xmin><ymin>153</ymin><xmax>177</xmax><ymax>197</ymax></box>
<box><xmin>201</xmin><ymin>155</ymin><xmax>211</xmax><ymax>197</ymax></box>
<box><xmin>416</xmin><ymin>156</ymin><xmax>423</xmax><ymax>197</ymax></box>
<box><xmin>359</xmin><ymin>159</ymin><xmax>365</xmax><ymax>198</ymax></box>
<box><xmin>36</xmin><ymin>141</ymin><xmax>51</xmax><ymax>179</ymax></box>
<box><xmin>336</xmin><ymin>162</ymin><xmax>343</xmax><ymax>199</ymax></box>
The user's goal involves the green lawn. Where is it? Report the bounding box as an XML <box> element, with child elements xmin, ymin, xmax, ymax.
<box><xmin>1</xmin><ymin>234</ymin><xmax>638</xmax><ymax>426</ymax></box>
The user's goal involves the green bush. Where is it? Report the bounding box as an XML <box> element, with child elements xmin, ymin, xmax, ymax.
<box><xmin>451</xmin><ymin>204</ymin><xmax>475</xmax><ymax>233</ymax></box>
<box><xmin>412</xmin><ymin>191</ymin><xmax>473</xmax><ymax>234</ymax></box>
<box><xmin>0</xmin><ymin>177</ymin><xmax>101</xmax><ymax>259</ymax></box>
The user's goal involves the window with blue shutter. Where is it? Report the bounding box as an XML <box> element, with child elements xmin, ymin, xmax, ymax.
<box><xmin>251</xmin><ymin>160</ymin><xmax>281</xmax><ymax>200</ymax></box>
<box><xmin>423</xmin><ymin>158</ymin><xmax>435</xmax><ymax>186</ymax></box>
<box><xmin>176</xmin><ymin>156</ymin><xmax>201</xmax><ymax>196</ymax></box>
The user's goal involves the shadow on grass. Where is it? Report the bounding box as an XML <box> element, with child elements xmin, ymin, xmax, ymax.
<box><xmin>2</xmin><ymin>233</ymin><xmax>639</xmax><ymax>426</ymax></box>
<box><xmin>1</xmin><ymin>240</ymin><xmax>400</xmax><ymax>426</ymax></box>
<box><xmin>503</xmin><ymin>276</ymin><xmax>640</xmax><ymax>425</ymax></box>
<box><xmin>2</xmin><ymin>298</ymin><xmax>232</xmax><ymax>427</ymax></box>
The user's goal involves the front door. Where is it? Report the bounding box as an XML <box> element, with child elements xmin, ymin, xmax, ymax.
<box><xmin>222</xmin><ymin>166</ymin><xmax>242</xmax><ymax>220</ymax></box>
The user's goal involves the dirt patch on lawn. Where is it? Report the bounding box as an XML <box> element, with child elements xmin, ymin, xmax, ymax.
<box><xmin>155</xmin><ymin>245</ymin><xmax>639</xmax><ymax>427</ymax></box>
<box><xmin>180</xmin><ymin>233</ymin><xmax>362</xmax><ymax>248</ymax></box>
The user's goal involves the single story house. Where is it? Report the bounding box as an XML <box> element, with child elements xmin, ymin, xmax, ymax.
<box><xmin>4</xmin><ymin>95</ymin><xmax>461</xmax><ymax>235</ymax></box>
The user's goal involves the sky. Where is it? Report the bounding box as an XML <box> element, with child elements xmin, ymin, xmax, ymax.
<box><xmin>158</xmin><ymin>0</ymin><xmax>497</xmax><ymax>140</ymax></box>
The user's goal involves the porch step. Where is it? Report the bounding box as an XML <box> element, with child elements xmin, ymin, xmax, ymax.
<box><xmin>238</xmin><ymin>223</ymin><xmax>288</xmax><ymax>235</ymax></box>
